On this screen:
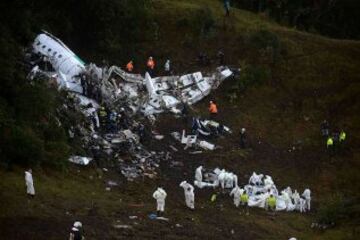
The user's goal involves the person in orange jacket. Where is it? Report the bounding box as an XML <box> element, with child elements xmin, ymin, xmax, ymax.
<box><xmin>147</xmin><ymin>56</ymin><xmax>155</xmax><ymax>69</ymax></box>
<box><xmin>126</xmin><ymin>60</ymin><xmax>134</xmax><ymax>72</ymax></box>
<box><xmin>147</xmin><ymin>56</ymin><xmax>155</xmax><ymax>77</ymax></box>
<box><xmin>209</xmin><ymin>100</ymin><xmax>218</xmax><ymax>119</ymax></box>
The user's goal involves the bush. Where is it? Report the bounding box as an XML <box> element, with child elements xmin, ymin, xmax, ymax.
<box><xmin>239</xmin><ymin>65</ymin><xmax>270</xmax><ymax>90</ymax></box>
<box><xmin>316</xmin><ymin>194</ymin><xmax>360</xmax><ymax>225</ymax></box>
<box><xmin>247</xmin><ymin>30</ymin><xmax>282</xmax><ymax>63</ymax></box>
<box><xmin>0</xmin><ymin>126</ymin><xmax>45</xmax><ymax>167</ymax></box>
<box><xmin>177</xmin><ymin>6</ymin><xmax>216</xmax><ymax>40</ymax></box>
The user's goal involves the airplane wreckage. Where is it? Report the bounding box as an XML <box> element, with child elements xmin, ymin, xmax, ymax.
<box><xmin>26</xmin><ymin>31</ymin><xmax>236</xmax><ymax>180</ymax></box>
<box><xmin>28</xmin><ymin>31</ymin><xmax>233</xmax><ymax>116</ymax></box>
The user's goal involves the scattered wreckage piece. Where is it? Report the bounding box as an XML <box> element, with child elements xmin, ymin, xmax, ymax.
<box><xmin>28</xmin><ymin>32</ymin><xmax>236</xmax><ymax>180</ymax></box>
<box><xmin>172</xmin><ymin>130</ymin><xmax>216</xmax><ymax>151</ymax></box>
<box><xmin>69</xmin><ymin>156</ymin><xmax>93</xmax><ymax>165</ymax></box>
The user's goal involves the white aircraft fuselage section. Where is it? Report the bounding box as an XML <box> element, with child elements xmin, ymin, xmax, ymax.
<box><xmin>33</xmin><ymin>32</ymin><xmax>85</xmax><ymax>93</ymax></box>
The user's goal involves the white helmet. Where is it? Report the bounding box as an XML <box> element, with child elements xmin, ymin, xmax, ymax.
<box><xmin>73</xmin><ymin>221</ymin><xmax>82</xmax><ymax>228</ymax></box>
<box><xmin>241</xmin><ymin>128</ymin><xmax>246</xmax><ymax>133</ymax></box>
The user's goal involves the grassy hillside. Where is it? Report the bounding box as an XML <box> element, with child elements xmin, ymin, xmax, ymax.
<box><xmin>1</xmin><ymin>0</ymin><xmax>360</xmax><ymax>239</ymax></box>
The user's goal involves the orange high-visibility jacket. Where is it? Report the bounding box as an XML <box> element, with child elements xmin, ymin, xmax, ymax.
<box><xmin>209</xmin><ymin>103</ymin><xmax>218</xmax><ymax>114</ymax></box>
<box><xmin>147</xmin><ymin>59</ymin><xmax>155</xmax><ymax>69</ymax></box>
<box><xmin>126</xmin><ymin>61</ymin><xmax>134</xmax><ymax>72</ymax></box>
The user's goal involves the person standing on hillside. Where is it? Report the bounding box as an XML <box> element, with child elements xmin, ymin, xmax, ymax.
<box><xmin>240</xmin><ymin>128</ymin><xmax>247</xmax><ymax>148</ymax></box>
<box><xmin>153</xmin><ymin>187</ymin><xmax>167</xmax><ymax>216</ymax></box>
<box><xmin>230</xmin><ymin>186</ymin><xmax>243</xmax><ymax>207</ymax></box>
<box><xmin>164</xmin><ymin>59</ymin><xmax>171</xmax><ymax>75</ymax></box>
<box><xmin>266</xmin><ymin>194</ymin><xmax>276</xmax><ymax>212</ymax></box>
<box><xmin>69</xmin><ymin>221</ymin><xmax>85</xmax><ymax>240</ymax></box>
<box><xmin>179</xmin><ymin>181</ymin><xmax>195</xmax><ymax>210</ymax></box>
<box><xmin>224</xmin><ymin>0</ymin><xmax>231</xmax><ymax>16</ymax></box>
<box><xmin>126</xmin><ymin>60</ymin><xmax>134</xmax><ymax>72</ymax></box>
<box><xmin>209</xmin><ymin>100</ymin><xmax>218</xmax><ymax>120</ymax></box>
<box><xmin>147</xmin><ymin>56</ymin><xmax>155</xmax><ymax>77</ymax></box>
<box><xmin>25</xmin><ymin>169</ymin><xmax>35</xmax><ymax>198</ymax></box>
<box><xmin>320</xmin><ymin>120</ymin><xmax>330</xmax><ymax>138</ymax></box>
<box><xmin>326</xmin><ymin>135</ymin><xmax>334</xmax><ymax>154</ymax></box>
<box><xmin>217</xmin><ymin>50</ymin><xmax>225</xmax><ymax>65</ymax></box>
<box><xmin>240</xmin><ymin>189</ymin><xmax>249</xmax><ymax>215</ymax></box>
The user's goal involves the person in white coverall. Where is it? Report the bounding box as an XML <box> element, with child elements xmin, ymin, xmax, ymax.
<box><xmin>25</xmin><ymin>169</ymin><xmax>35</xmax><ymax>198</ymax></box>
<box><xmin>195</xmin><ymin>166</ymin><xmax>203</xmax><ymax>182</ymax></box>
<box><xmin>153</xmin><ymin>187</ymin><xmax>167</xmax><ymax>216</ymax></box>
<box><xmin>230</xmin><ymin>186</ymin><xmax>243</xmax><ymax>207</ymax></box>
<box><xmin>179</xmin><ymin>181</ymin><xmax>195</xmax><ymax>209</ymax></box>
<box><xmin>302</xmin><ymin>188</ymin><xmax>311</xmax><ymax>211</ymax></box>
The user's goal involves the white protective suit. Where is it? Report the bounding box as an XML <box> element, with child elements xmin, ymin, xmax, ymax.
<box><xmin>302</xmin><ymin>189</ymin><xmax>311</xmax><ymax>211</ymax></box>
<box><xmin>230</xmin><ymin>186</ymin><xmax>244</xmax><ymax>207</ymax></box>
<box><xmin>153</xmin><ymin>187</ymin><xmax>167</xmax><ymax>212</ymax></box>
<box><xmin>164</xmin><ymin>60</ymin><xmax>170</xmax><ymax>72</ymax></box>
<box><xmin>292</xmin><ymin>190</ymin><xmax>300</xmax><ymax>210</ymax></box>
<box><xmin>179</xmin><ymin>181</ymin><xmax>195</xmax><ymax>209</ymax></box>
<box><xmin>280</xmin><ymin>190</ymin><xmax>296</xmax><ymax>211</ymax></box>
<box><xmin>248</xmin><ymin>192</ymin><xmax>270</xmax><ymax>209</ymax></box>
<box><xmin>195</xmin><ymin>166</ymin><xmax>203</xmax><ymax>182</ymax></box>
<box><xmin>264</xmin><ymin>175</ymin><xmax>274</xmax><ymax>186</ymax></box>
<box><xmin>25</xmin><ymin>170</ymin><xmax>35</xmax><ymax>196</ymax></box>
<box><xmin>249</xmin><ymin>172</ymin><xmax>264</xmax><ymax>186</ymax></box>
<box><xmin>84</xmin><ymin>106</ymin><xmax>100</xmax><ymax>131</ymax></box>
<box><xmin>194</xmin><ymin>180</ymin><xmax>216</xmax><ymax>189</ymax></box>
<box><xmin>299</xmin><ymin>197</ymin><xmax>306</xmax><ymax>213</ymax></box>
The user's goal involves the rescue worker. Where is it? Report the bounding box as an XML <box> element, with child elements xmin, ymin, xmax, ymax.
<box><xmin>69</xmin><ymin>221</ymin><xmax>84</xmax><ymax>240</ymax></box>
<box><xmin>240</xmin><ymin>128</ymin><xmax>247</xmax><ymax>148</ymax></box>
<box><xmin>224</xmin><ymin>0</ymin><xmax>230</xmax><ymax>16</ymax></box>
<box><xmin>320</xmin><ymin>120</ymin><xmax>330</xmax><ymax>137</ymax></box>
<box><xmin>108</xmin><ymin>110</ymin><xmax>118</xmax><ymax>133</ymax></box>
<box><xmin>302</xmin><ymin>189</ymin><xmax>311</xmax><ymax>211</ymax></box>
<box><xmin>98</xmin><ymin>106</ymin><xmax>108</xmax><ymax>127</ymax></box>
<box><xmin>266</xmin><ymin>194</ymin><xmax>276</xmax><ymax>212</ymax></box>
<box><xmin>25</xmin><ymin>169</ymin><xmax>35</xmax><ymax>198</ymax></box>
<box><xmin>85</xmin><ymin>103</ymin><xmax>99</xmax><ymax>132</ymax></box>
<box><xmin>179</xmin><ymin>181</ymin><xmax>195</xmax><ymax>210</ymax></box>
<box><xmin>240</xmin><ymin>190</ymin><xmax>249</xmax><ymax>215</ymax></box>
<box><xmin>126</xmin><ymin>60</ymin><xmax>134</xmax><ymax>72</ymax></box>
<box><xmin>230</xmin><ymin>186</ymin><xmax>243</xmax><ymax>207</ymax></box>
<box><xmin>152</xmin><ymin>187</ymin><xmax>167</xmax><ymax>216</ymax></box>
<box><xmin>208</xmin><ymin>100</ymin><xmax>218</xmax><ymax>120</ymax></box>
<box><xmin>339</xmin><ymin>130</ymin><xmax>346</xmax><ymax>143</ymax></box>
<box><xmin>164</xmin><ymin>59</ymin><xmax>171</xmax><ymax>75</ymax></box>
<box><xmin>327</xmin><ymin>136</ymin><xmax>334</xmax><ymax>147</ymax></box>
<box><xmin>217</xmin><ymin>50</ymin><xmax>225</xmax><ymax>65</ymax></box>
<box><xmin>339</xmin><ymin>129</ymin><xmax>346</xmax><ymax>152</ymax></box>
<box><xmin>327</xmin><ymin>136</ymin><xmax>334</xmax><ymax>154</ymax></box>
<box><xmin>195</xmin><ymin>166</ymin><xmax>203</xmax><ymax>182</ymax></box>
<box><xmin>147</xmin><ymin>56</ymin><xmax>155</xmax><ymax>77</ymax></box>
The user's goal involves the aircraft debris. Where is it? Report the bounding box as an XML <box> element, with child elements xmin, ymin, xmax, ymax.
<box><xmin>27</xmin><ymin>31</ymin><xmax>235</xmax><ymax>180</ymax></box>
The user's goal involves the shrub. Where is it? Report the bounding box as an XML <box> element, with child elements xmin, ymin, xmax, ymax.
<box><xmin>178</xmin><ymin>6</ymin><xmax>216</xmax><ymax>40</ymax></box>
<box><xmin>238</xmin><ymin>65</ymin><xmax>270</xmax><ymax>90</ymax></box>
<box><xmin>247</xmin><ymin>30</ymin><xmax>282</xmax><ymax>63</ymax></box>
<box><xmin>316</xmin><ymin>194</ymin><xmax>360</xmax><ymax>225</ymax></box>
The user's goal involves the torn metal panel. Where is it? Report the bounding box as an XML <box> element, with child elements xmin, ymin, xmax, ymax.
<box><xmin>69</xmin><ymin>156</ymin><xmax>93</xmax><ymax>165</ymax></box>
